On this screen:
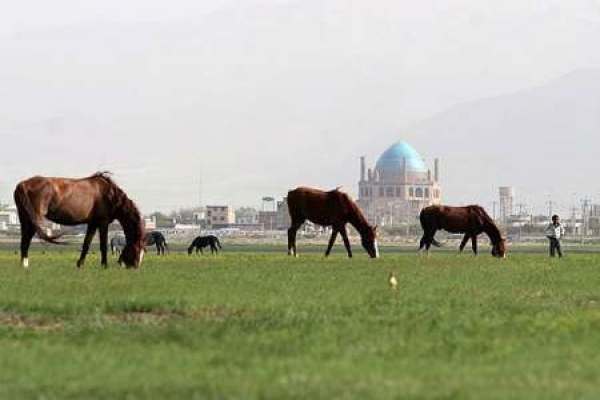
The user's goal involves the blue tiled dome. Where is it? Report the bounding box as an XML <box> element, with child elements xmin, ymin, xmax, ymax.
<box><xmin>376</xmin><ymin>141</ymin><xmax>427</xmax><ymax>173</ymax></box>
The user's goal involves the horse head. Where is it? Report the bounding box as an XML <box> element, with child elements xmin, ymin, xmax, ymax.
<box><xmin>113</xmin><ymin>199</ymin><xmax>146</xmax><ymax>268</ymax></box>
<box><xmin>361</xmin><ymin>225</ymin><xmax>380</xmax><ymax>258</ymax></box>
<box><xmin>491</xmin><ymin>238</ymin><xmax>507</xmax><ymax>258</ymax></box>
<box><xmin>118</xmin><ymin>239</ymin><xmax>145</xmax><ymax>268</ymax></box>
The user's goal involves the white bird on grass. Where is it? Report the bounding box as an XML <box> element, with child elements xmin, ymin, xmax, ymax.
<box><xmin>388</xmin><ymin>272</ymin><xmax>398</xmax><ymax>290</ymax></box>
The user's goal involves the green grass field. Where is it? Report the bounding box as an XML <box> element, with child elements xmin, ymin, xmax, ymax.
<box><xmin>1</xmin><ymin>247</ymin><xmax>600</xmax><ymax>399</ymax></box>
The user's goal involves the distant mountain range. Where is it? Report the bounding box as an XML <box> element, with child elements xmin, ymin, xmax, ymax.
<box><xmin>405</xmin><ymin>69</ymin><xmax>600</xmax><ymax>211</ymax></box>
<box><xmin>1</xmin><ymin>68</ymin><xmax>599</xmax><ymax>212</ymax></box>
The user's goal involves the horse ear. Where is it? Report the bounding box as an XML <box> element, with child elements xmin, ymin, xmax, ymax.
<box><xmin>374</xmin><ymin>225</ymin><xmax>378</xmax><ymax>232</ymax></box>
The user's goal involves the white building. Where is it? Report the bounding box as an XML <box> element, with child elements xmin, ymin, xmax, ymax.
<box><xmin>498</xmin><ymin>187</ymin><xmax>515</xmax><ymax>223</ymax></box>
<box><xmin>0</xmin><ymin>208</ymin><xmax>18</xmax><ymax>231</ymax></box>
<box><xmin>144</xmin><ymin>216</ymin><xmax>157</xmax><ymax>230</ymax></box>
<box><xmin>235</xmin><ymin>207</ymin><xmax>258</xmax><ymax>225</ymax></box>
<box><xmin>193</xmin><ymin>210</ymin><xmax>206</xmax><ymax>225</ymax></box>
<box><xmin>206</xmin><ymin>205</ymin><xmax>235</xmax><ymax>227</ymax></box>
<box><xmin>0</xmin><ymin>210</ymin><xmax>18</xmax><ymax>226</ymax></box>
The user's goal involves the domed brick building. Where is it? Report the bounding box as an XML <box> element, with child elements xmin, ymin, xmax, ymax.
<box><xmin>358</xmin><ymin>141</ymin><xmax>441</xmax><ymax>226</ymax></box>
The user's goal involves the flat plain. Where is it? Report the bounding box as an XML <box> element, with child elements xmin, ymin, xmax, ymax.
<box><xmin>1</xmin><ymin>245</ymin><xmax>600</xmax><ymax>399</ymax></box>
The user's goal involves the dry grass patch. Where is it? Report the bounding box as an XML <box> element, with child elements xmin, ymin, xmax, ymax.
<box><xmin>104</xmin><ymin>308</ymin><xmax>187</xmax><ymax>325</ymax></box>
<box><xmin>104</xmin><ymin>306</ymin><xmax>254</xmax><ymax>325</ymax></box>
<box><xmin>187</xmin><ymin>306</ymin><xmax>255</xmax><ymax>321</ymax></box>
<box><xmin>0</xmin><ymin>312</ymin><xmax>63</xmax><ymax>332</ymax></box>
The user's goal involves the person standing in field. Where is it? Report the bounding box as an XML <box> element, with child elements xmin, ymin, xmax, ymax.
<box><xmin>545</xmin><ymin>214</ymin><xmax>565</xmax><ymax>258</ymax></box>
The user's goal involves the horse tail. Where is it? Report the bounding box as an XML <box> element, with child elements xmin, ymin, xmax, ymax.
<box><xmin>13</xmin><ymin>183</ymin><xmax>64</xmax><ymax>244</ymax></box>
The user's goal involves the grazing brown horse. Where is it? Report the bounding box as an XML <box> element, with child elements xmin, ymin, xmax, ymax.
<box><xmin>419</xmin><ymin>205</ymin><xmax>506</xmax><ymax>257</ymax></box>
<box><xmin>287</xmin><ymin>187</ymin><xmax>379</xmax><ymax>258</ymax></box>
<box><xmin>13</xmin><ymin>172</ymin><xmax>145</xmax><ymax>268</ymax></box>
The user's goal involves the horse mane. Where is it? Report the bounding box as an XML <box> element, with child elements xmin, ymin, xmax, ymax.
<box><xmin>87</xmin><ymin>171</ymin><xmax>115</xmax><ymax>184</ymax></box>
<box><xmin>471</xmin><ymin>205</ymin><xmax>503</xmax><ymax>243</ymax></box>
<box><xmin>336</xmin><ymin>190</ymin><xmax>372</xmax><ymax>232</ymax></box>
<box><xmin>469</xmin><ymin>205</ymin><xmax>494</xmax><ymax>225</ymax></box>
<box><xmin>87</xmin><ymin>172</ymin><xmax>135</xmax><ymax>216</ymax></box>
<box><xmin>93</xmin><ymin>172</ymin><xmax>144</xmax><ymax>245</ymax></box>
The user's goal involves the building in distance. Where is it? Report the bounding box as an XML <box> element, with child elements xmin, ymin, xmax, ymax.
<box><xmin>358</xmin><ymin>140</ymin><xmax>441</xmax><ymax>226</ymax></box>
<box><xmin>206</xmin><ymin>205</ymin><xmax>235</xmax><ymax>229</ymax></box>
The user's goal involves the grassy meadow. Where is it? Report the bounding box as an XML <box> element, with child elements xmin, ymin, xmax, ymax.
<box><xmin>1</xmin><ymin>245</ymin><xmax>600</xmax><ymax>399</ymax></box>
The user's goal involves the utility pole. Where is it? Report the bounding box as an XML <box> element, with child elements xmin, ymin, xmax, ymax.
<box><xmin>198</xmin><ymin>175</ymin><xmax>203</xmax><ymax>209</ymax></box>
<box><xmin>407</xmin><ymin>201</ymin><xmax>410</xmax><ymax>236</ymax></box>
<box><xmin>570</xmin><ymin>206</ymin><xmax>578</xmax><ymax>236</ymax></box>
<box><xmin>581</xmin><ymin>198</ymin><xmax>591</xmax><ymax>244</ymax></box>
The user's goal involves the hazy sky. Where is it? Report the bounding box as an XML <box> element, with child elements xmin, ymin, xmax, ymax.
<box><xmin>1</xmin><ymin>0</ymin><xmax>600</xmax><ymax>213</ymax></box>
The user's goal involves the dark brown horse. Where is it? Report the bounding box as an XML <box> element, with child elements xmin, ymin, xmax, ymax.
<box><xmin>419</xmin><ymin>205</ymin><xmax>506</xmax><ymax>257</ymax></box>
<box><xmin>287</xmin><ymin>187</ymin><xmax>379</xmax><ymax>258</ymax></box>
<box><xmin>13</xmin><ymin>172</ymin><xmax>145</xmax><ymax>268</ymax></box>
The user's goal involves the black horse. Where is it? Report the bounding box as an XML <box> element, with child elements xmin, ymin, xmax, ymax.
<box><xmin>145</xmin><ymin>231</ymin><xmax>169</xmax><ymax>255</ymax></box>
<box><xmin>188</xmin><ymin>235</ymin><xmax>222</xmax><ymax>255</ymax></box>
<box><xmin>110</xmin><ymin>235</ymin><xmax>126</xmax><ymax>255</ymax></box>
